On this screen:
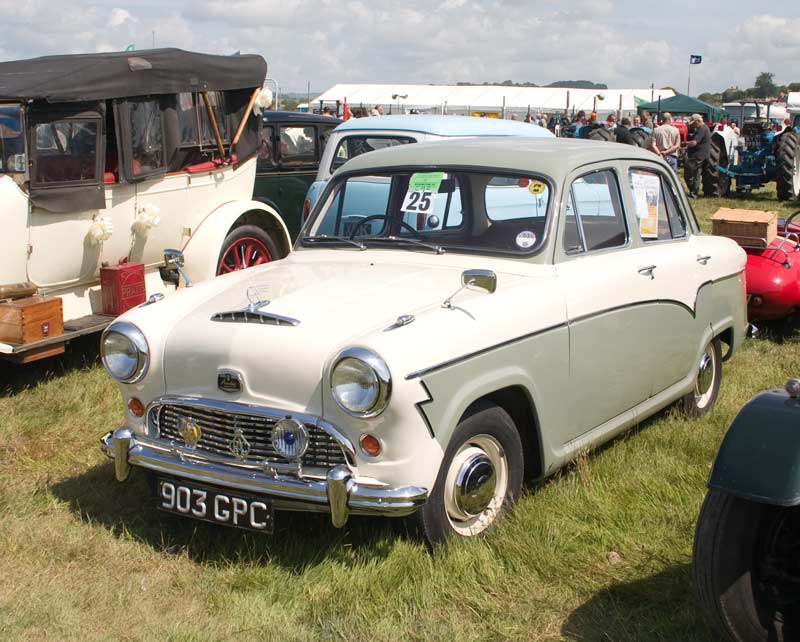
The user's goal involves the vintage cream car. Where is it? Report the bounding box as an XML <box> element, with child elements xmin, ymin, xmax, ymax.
<box><xmin>100</xmin><ymin>138</ymin><xmax>747</xmax><ymax>545</ymax></box>
<box><xmin>0</xmin><ymin>49</ymin><xmax>290</xmax><ymax>362</ymax></box>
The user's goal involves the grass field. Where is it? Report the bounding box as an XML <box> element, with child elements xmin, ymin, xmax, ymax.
<box><xmin>1</xmin><ymin>187</ymin><xmax>799</xmax><ymax>642</ymax></box>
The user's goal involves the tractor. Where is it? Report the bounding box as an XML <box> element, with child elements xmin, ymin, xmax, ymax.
<box><xmin>707</xmin><ymin>98</ymin><xmax>800</xmax><ymax>200</ymax></box>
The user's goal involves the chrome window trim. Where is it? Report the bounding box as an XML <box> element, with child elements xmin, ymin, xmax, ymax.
<box><xmin>145</xmin><ymin>396</ymin><xmax>356</xmax><ymax>464</ymax></box>
<box><xmin>330</xmin><ymin>346</ymin><xmax>392</xmax><ymax>418</ymax></box>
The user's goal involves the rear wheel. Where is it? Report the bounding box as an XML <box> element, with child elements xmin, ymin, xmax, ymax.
<box><xmin>629</xmin><ymin>128</ymin><xmax>652</xmax><ymax>150</ymax></box>
<box><xmin>704</xmin><ymin>136</ymin><xmax>730</xmax><ymax>197</ymax></box>
<box><xmin>694</xmin><ymin>489</ymin><xmax>800</xmax><ymax>641</ymax></box>
<box><xmin>681</xmin><ymin>338</ymin><xmax>722</xmax><ymax>416</ymax></box>
<box><xmin>776</xmin><ymin>131</ymin><xmax>800</xmax><ymax>201</ymax></box>
<box><xmin>587</xmin><ymin>127</ymin><xmax>614</xmax><ymax>142</ymax></box>
<box><xmin>216</xmin><ymin>225</ymin><xmax>279</xmax><ymax>275</ymax></box>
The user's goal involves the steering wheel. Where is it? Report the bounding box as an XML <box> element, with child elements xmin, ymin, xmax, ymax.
<box><xmin>347</xmin><ymin>214</ymin><xmax>423</xmax><ymax>239</ymax></box>
<box><xmin>784</xmin><ymin>210</ymin><xmax>800</xmax><ymax>230</ymax></box>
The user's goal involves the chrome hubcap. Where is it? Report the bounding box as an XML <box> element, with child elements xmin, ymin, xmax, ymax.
<box><xmin>454</xmin><ymin>454</ymin><xmax>496</xmax><ymax>517</ymax></box>
<box><xmin>694</xmin><ymin>344</ymin><xmax>716</xmax><ymax>407</ymax></box>
<box><xmin>444</xmin><ymin>435</ymin><xmax>508</xmax><ymax>536</ymax></box>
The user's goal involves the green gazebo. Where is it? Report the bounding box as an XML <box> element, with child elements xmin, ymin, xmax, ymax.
<box><xmin>637</xmin><ymin>93</ymin><xmax>727</xmax><ymax>122</ymax></box>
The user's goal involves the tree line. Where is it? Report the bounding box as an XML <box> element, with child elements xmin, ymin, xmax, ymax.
<box><xmin>698</xmin><ymin>73</ymin><xmax>800</xmax><ymax>106</ymax></box>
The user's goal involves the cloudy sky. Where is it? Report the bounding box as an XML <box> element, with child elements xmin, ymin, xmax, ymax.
<box><xmin>1</xmin><ymin>1</ymin><xmax>799</xmax><ymax>95</ymax></box>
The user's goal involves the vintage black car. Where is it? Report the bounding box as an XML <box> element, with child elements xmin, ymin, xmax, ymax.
<box><xmin>253</xmin><ymin>111</ymin><xmax>340</xmax><ymax>240</ymax></box>
<box><xmin>694</xmin><ymin>378</ymin><xmax>800</xmax><ymax>642</ymax></box>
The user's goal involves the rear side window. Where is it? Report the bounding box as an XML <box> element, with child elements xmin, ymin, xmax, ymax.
<box><xmin>128</xmin><ymin>98</ymin><xmax>164</xmax><ymax>177</ymax></box>
<box><xmin>280</xmin><ymin>126</ymin><xmax>316</xmax><ymax>164</ymax></box>
<box><xmin>331</xmin><ymin>135</ymin><xmax>414</xmax><ymax>171</ymax></box>
<box><xmin>33</xmin><ymin>120</ymin><xmax>99</xmax><ymax>183</ymax></box>
<box><xmin>628</xmin><ymin>169</ymin><xmax>687</xmax><ymax>241</ymax></box>
<box><xmin>564</xmin><ymin>170</ymin><xmax>627</xmax><ymax>253</ymax></box>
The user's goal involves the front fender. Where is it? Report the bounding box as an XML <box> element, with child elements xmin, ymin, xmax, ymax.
<box><xmin>708</xmin><ymin>387</ymin><xmax>800</xmax><ymax>506</ymax></box>
<box><xmin>181</xmin><ymin>200</ymin><xmax>290</xmax><ymax>282</ymax></box>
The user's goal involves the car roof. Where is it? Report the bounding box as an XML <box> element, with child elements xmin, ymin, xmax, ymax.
<box><xmin>332</xmin><ymin>114</ymin><xmax>553</xmax><ymax>138</ymax></box>
<box><xmin>338</xmin><ymin>136</ymin><xmax>665</xmax><ymax>177</ymax></box>
<box><xmin>263</xmin><ymin>111</ymin><xmax>342</xmax><ymax>125</ymax></box>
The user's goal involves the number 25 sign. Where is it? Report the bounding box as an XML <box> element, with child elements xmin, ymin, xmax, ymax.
<box><xmin>402</xmin><ymin>172</ymin><xmax>444</xmax><ymax>213</ymax></box>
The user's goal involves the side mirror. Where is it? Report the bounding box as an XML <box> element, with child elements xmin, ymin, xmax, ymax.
<box><xmin>159</xmin><ymin>249</ymin><xmax>192</xmax><ymax>288</ymax></box>
<box><xmin>163</xmin><ymin>248</ymin><xmax>185</xmax><ymax>267</ymax></box>
<box><xmin>462</xmin><ymin>269</ymin><xmax>497</xmax><ymax>294</ymax></box>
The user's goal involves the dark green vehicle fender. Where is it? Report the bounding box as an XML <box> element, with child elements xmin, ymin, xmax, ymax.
<box><xmin>708</xmin><ymin>385</ymin><xmax>800</xmax><ymax>506</ymax></box>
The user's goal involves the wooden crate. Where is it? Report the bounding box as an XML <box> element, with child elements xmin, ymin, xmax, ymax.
<box><xmin>0</xmin><ymin>296</ymin><xmax>64</xmax><ymax>345</ymax></box>
<box><xmin>711</xmin><ymin>208</ymin><xmax>778</xmax><ymax>247</ymax></box>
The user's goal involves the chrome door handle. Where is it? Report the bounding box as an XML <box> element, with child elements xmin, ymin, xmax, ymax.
<box><xmin>637</xmin><ymin>265</ymin><xmax>657</xmax><ymax>279</ymax></box>
<box><xmin>697</xmin><ymin>254</ymin><xmax>712</xmax><ymax>265</ymax></box>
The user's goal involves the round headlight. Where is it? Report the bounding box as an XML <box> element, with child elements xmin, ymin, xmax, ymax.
<box><xmin>101</xmin><ymin>322</ymin><xmax>149</xmax><ymax>383</ymax></box>
<box><xmin>271</xmin><ymin>417</ymin><xmax>309</xmax><ymax>460</ymax></box>
<box><xmin>330</xmin><ymin>348</ymin><xmax>391</xmax><ymax>417</ymax></box>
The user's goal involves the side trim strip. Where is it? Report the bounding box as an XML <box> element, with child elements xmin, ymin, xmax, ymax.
<box><xmin>413</xmin><ymin>380</ymin><xmax>436</xmax><ymax>438</ymax></box>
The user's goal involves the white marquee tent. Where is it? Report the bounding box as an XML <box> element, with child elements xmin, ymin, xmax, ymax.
<box><xmin>311</xmin><ymin>83</ymin><xmax>676</xmax><ymax>116</ymax></box>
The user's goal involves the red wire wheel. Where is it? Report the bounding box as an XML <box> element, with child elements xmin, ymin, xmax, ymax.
<box><xmin>216</xmin><ymin>225</ymin><xmax>278</xmax><ymax>275</ymax></box>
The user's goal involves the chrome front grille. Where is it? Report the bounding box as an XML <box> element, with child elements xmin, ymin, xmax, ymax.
<box><xmin>154</xmin><ymin>403</ymin><xmax>347</xmax><ymax>468</ymax></box>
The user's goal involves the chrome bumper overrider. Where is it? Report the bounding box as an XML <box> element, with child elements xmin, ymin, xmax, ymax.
<box><xmin>100</xmin><ymin>428</ymin><xmax>428</xmax><ymax>527</ymax></box>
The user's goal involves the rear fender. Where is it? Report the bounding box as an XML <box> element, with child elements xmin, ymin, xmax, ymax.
<box><xmin>708</xmin><ymin>388</ymin><xmax>800</xmax><ymax>506</ymax></box>
<box><xmin>181</xmin><ymin>200</ymin><xmax>290</xmax><ymax>282</ymax></box>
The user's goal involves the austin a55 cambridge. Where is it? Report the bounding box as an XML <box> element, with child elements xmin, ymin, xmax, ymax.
<box><xmin>100</xmin><ymin>137</ymin><xmax>747</xmax><ymax>545</ymax></box>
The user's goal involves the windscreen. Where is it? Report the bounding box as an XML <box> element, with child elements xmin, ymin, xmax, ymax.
<box><xmin>305</xmin><ymin>169</ymin><xmax>551</xmax><ymax>255</ymax></box>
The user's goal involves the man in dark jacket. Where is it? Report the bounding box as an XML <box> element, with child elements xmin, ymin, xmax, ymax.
<box><xmin>614</xmin><ymin>117</ymin><xmax>637</xmax><ymax>145</ymax></box>
<box><xmin>684</xmin><ymin>113</ymin><xmax>711</xmax><ymax>198</ymax></box>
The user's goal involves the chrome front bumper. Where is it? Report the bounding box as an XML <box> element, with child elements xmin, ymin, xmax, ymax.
<box><xmin>100</xmin><ymin>428</ymin><xmax>428</xmax><ymax>528</ymax></box>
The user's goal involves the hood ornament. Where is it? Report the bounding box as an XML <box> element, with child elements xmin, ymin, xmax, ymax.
<box><xmin>218</xmin><ymin>369</ymin><xmax>243</xmax><ymax>393</ymax></box>
<box><xmin>246</xmin><ymin>285</ymin><xmax>270</xmax><ymax>311</ymax></box>
<box><xmin>384</xmin><ymin>314</ymin><xmax>415</xmax><ymax>331</ymax></box>
<box><xmin>178</xmin><ymin>416</ymin><xmax>202</xmax><ymax>448</ymax></box>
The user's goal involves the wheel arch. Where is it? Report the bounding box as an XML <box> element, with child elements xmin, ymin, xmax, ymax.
<box><xmin>708</xmin><ymin>388</ymin><xmax>800</xmax><ymax>507</ymax></box>
<box><xmin>181</xmin><ymin>200</ymin><xmax>291</xmax><ymax>282</ymax></box>
<box><xmin>461</xmin><ymin>385</ymin><xmax>544</xmax><ymax>481</ymax></box>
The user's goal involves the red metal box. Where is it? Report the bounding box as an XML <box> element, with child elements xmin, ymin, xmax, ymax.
<box><xmin>100</xmin><ymin>262</ymin><xmax>146</xmax><ymax>316</ymax></box>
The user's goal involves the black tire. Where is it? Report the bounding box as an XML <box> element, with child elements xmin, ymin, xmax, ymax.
<box><xmin>775</xmin><ymin>131</ymin><xmax>800</xmax><ymax>202</ymax></box>
<box><xmin>693</xmin><ymin>490</ymin><xmax>800</xmax><ymax>641</ymax></box>
<box><xmin>629</xmin><ymin>129</ymin><xmax>652</xmax><ymax>150</ymax></box>
<box><xmin>587</xmin><ymin>127</ymin><xmax>614</xmax><ymax>142</ymax></box>
<box><xmin>703</xmin><ymin>136</ymin><xmax>730</xmax><ymax>197</ymax></box>
<box><xmin>681</xmin><ymin>338</ymin><xmax>722</xmax><ymax>416</ymax></box>
<box><xmin>415</xmin><ymin>404</ymin><xmax>524</xmax><ymax>547</ymax></box>
<box><xmin>216</xmin><ymin>224</ymin><xmax>282</xmax><ymax>276</ymax></box>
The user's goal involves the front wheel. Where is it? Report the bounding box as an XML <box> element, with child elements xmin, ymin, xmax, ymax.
<box><xmin>216</xmin><ymin>225</ymin><xmax>280</xmax><ymax>275</ymax></box>
<box><xmin>415</xmin><ymin>404</ymin><xmax>524</xmax><ymax>546</ymax></box>
<box><xmin>693</xmin><ymin>489</ymin><xmax>800</xmax><ymax>641</ymax></box>
<box><xmin>775</xmin><ymin>131</ymin><xmax>800</xmax><ymax>202</ymax></box>
<box><xmin>681</xmin><ymin>338</ymin><xmax>722</xmax><ymax>416</ymax></box>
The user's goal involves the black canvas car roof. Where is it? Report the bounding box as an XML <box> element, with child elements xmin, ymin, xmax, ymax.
<box><xmin>0</xmin><ymin>48</ymin><xmax>267</xmax><ymax>103</ymax></box>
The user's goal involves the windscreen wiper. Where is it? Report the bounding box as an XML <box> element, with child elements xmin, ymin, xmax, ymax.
<box><xmin>301</xmin><ymin>235</ymin><xmax>366</xmax><ymax>250</ymax></box>
<box><xmin>364</xmin><ymin>236</ymin><xmax>445</xmax><ymax>254</ymax></box>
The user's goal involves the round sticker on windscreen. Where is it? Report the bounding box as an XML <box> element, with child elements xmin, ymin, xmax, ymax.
<box><xmin>528</xmin><ymin>180</ymin><xmax>546</xmax><ymax>195</ymax></box>
<box><xmin>516</xmin><ymin>230</ymin><xmax>537</xmax><ymax>249</ymax></box>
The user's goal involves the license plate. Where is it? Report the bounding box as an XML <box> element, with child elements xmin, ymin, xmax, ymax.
<box><xmin>156</xmin><ymin>478</ymin><xmax>273</xmax><ymax>533</ymax></box>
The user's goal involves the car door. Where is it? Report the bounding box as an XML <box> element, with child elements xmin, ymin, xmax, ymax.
<box><xmin>554</xmin><ymin>165</ymin><xmax>662</xmax><ymax>441</ymax></box>
<box><xmin>621</xmin><ymin>164</ymin><xmax>702</xmax><ymax>396</ymax></box>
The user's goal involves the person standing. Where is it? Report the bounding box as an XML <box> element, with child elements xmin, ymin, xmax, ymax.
<box><xmin>684</xmin><ymin>113</ymin><xmax>711</xmax><ymax>198</ymax></box>
<box><xmin>651</xmin><ymin>112</ymin><xmax>681</xmax><ymax>171</ymax></box>
<box><xmin>641</xmin><ymin>110</ymin><xmax>654</xmax><ymax>128</ymax></box>
<box><xmin>614</xmin><ymin>116</ymin><xmax>636</xmax><ymax>145</ymax></box>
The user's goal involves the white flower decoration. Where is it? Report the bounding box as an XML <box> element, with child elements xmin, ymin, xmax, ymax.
<box><xmin>253</xmin><ymin>88</ymin><xmax>273</xmax><ymax>116</ymax></box>
<box><xmin>132</xmin><ymin>203</ymin><xmax>161</xmax><ymax>236</ymax></box>
<box><xmin>87</xmin><ymin>216</ymin><xmax>113</xmax><ymax>245</ymax></box>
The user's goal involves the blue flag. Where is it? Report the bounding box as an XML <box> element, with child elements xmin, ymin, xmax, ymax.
<box><xmin>690</xmin><ymin>54</ymin><xmax>702</xmax><ymax>64</ymax></box>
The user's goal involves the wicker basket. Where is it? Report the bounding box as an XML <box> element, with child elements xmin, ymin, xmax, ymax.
<box><xmin>711</xmin><ymin>208</ymin><xmax>778</xmax><ymax>247</ymax></box>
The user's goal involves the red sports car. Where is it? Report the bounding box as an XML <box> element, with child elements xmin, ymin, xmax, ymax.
<box><xmin>746</xmin><ymin>210</ymin><xmax>800</xmax><ymax>321</ymax></box>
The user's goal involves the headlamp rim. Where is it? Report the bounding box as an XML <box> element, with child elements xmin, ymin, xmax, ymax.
<box><xmin>330</xmin><ymin>347</ymin><xmax>392</xmax><ymax>418</ymax></box>
<box><xmin>101</xmin><ymin>321</ymin><xmax>150</xmax><ymax>383</ymax></box>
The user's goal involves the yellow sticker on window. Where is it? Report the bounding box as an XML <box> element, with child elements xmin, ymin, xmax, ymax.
<box><xmin>528</xmin><ymin>181</ymin><xmax>545</xmax><ymax>195</ymax></box>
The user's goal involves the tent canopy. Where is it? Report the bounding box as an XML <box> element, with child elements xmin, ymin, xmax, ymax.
<box><xmin>0</xmin><ymin>48</ymin><xmax>267</xmax><ymax>103</ymax></box>
<box><xmin>636</xmin><ymin>93</ymin><xmax>726</xmax><ymax>121</ymax></box>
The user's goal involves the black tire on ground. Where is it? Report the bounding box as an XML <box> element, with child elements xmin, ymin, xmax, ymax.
<box><xmin>681</xmin><ymin>338</ymin><xmax>722</xmax><ymax>416</ymax></box>
<box><xmin>693</xmin><ymin>489</ymin><xmax>800</xmax><ymax>642</ymax></box>
<box><xmin>216</xmin><ymin>224</ymin><xmax>281</xmax><ymax>276</ymax></box>
<box><xmin>703</xmin><ymin>137</ymin><xmax>730</xmax><ymax>197</ymax></box>
<box><xmin>415</xmin><ymin>404</ymin><xmax>524</xmax><ymax>547</ymax></box>
<box><xmin>775</xmin><ymin>131</ymin><xmax>800</xmax><ymax>201</ymax></box>
<box><xmin>587</xmin><ymin>127</ymin><xmax>615</xmax><ymax>142</ymax></box>
<box><xmin>629</xmin><ymin>129</ymin><xmax>651</xmax><ymax>150</ymax></box>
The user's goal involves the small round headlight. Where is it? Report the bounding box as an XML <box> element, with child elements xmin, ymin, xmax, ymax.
<box><xmin>330</xmin><ymin>348</ymin><xmax>391</xmax><ymax>417</ymax></box>
<box><xmin>271</xmin><ymin>418</ymin><xmax>309</xmax><ymax>460</ymax></box>
<box><xmin>101</xmin><ymin>322</ymin><xmax>149</xmax><ymax>383</ymax></box>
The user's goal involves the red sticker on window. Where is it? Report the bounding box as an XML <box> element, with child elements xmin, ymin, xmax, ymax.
<box><xmin>517</xmin><ymin>178</ymin><xmax>530</xmax><ymax>188</ymax></box>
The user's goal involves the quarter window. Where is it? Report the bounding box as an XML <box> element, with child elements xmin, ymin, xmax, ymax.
<box><xmin>331</xmin><ymin>136</ymin><xmax>414</xmax><ymax>172</ymax></box>
<box><xmin>33</xmin><ymin>120</ymin><xmax>99</xmax><ymax>183</ymax></box>
<box><xmin>628</xmin><ymin>169</ymin><xmax>687</xmax><ymax>241</ymax></box>
<box><xmin>566</xmin><ymin>170</ymin><xmax>627</xmax><ymax>253</ymax></box>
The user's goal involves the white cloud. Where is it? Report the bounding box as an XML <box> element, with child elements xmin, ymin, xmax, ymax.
<box><xmin>108</xmin><ymin>7</ymin><xmax>135</xmax><ymax>28</ymax></box>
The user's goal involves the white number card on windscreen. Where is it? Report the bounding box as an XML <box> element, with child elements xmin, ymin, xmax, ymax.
<box><xmin>402</xmin><ymin>172</ymin><xmax>445</xmax><ymax>214</ymax></box>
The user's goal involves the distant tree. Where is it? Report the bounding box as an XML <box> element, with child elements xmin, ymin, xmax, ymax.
<box><xmin>698</xmin><ymin>92</ymin><xmax>722</xmax><ymax>106</ymax></box>
<box><xmin>753</xmin><ymin>72</ymin><xmax>778</xmax><ymax>99</ymax></box>
<box><xmin>722</xmin><ymin>87</ymin><xmax>747</xmax><ymax>102</ymax></box>
<box><xmin>787</xmin><ymin>82</ymin><xmax>800</xmax><ymax>92</ymax></box>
